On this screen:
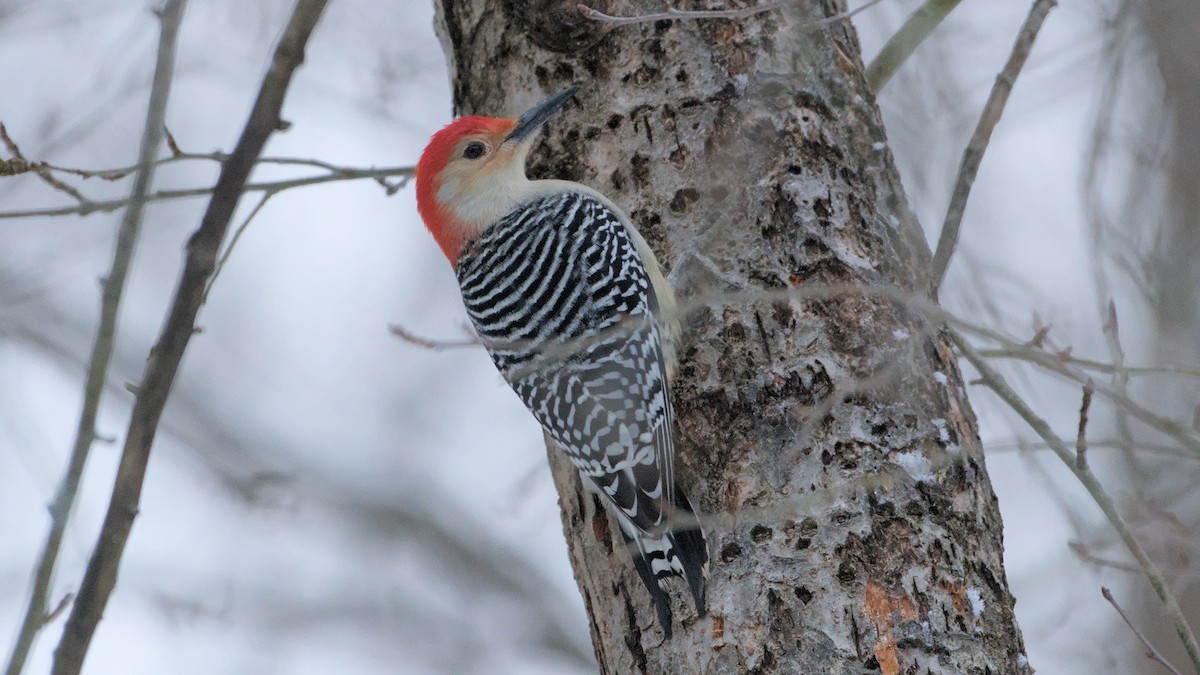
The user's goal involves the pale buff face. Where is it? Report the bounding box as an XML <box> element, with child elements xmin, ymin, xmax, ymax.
<box><xmin>435</xmin><ymin>132</ymin><xmax>538</xmax><ymax>233</ymax></box>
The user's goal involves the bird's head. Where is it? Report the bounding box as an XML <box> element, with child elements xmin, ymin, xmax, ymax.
<box><xmin>416</xmin><ymin>85</ymin><xmax>579</xmax><ymax>265</ymax></box>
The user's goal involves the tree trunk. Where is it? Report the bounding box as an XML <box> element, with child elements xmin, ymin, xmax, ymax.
<box><xmin>434</xmin><ymin>1</ymin><xmax>1030</xmax><ymax>672</ymax></box>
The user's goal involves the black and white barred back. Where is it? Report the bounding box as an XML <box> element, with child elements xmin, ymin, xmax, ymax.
<box><xmin>456</xmin><ymin>191</ymin><xmax>707</xmax><ymax>634</ymax></box>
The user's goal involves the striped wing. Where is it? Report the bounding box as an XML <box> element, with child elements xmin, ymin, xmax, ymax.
<box><xmin>456</xmin><ymin>191</ymin><xmax>675</xmax><ymax>535</ymax></box>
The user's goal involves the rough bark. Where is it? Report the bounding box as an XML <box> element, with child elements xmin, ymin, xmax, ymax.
<box><xmin>433</xmin><ymin>1</ymin><xmax>1029</xmax><ymax>672</ymax></box>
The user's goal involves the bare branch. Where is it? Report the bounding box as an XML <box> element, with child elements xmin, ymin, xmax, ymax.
<box><xmin>976</xmin><ymin>347</ymin><xmax>1200</xmax><ymax>379</ymax></box>
<box><xmin>0</xmin><ymin>123</ymin><xmax>93</xmax><ymax>205</ymax></box>
<box><xmin>1102</xmin><ymin>587</ymin><xmax>1185</xmax><ymax>675</ymax></box>
<box><xmin>50</xmin><ymin>2</ymin><xmax>330</xmax><ymax>672</ymax></box>
<box><xmin>35</xmin><ymin>148</ymin><xmax>397</xmax><ymax>183</ymax></box>
<box><xmin>929</xmin><ymin>0</ymin><xmax>1056</xmax><ymax>294</ymax></box>
<box><xmin>1076</xmin><ymin>379</ymin><xmax>1094</xmax><ymax>469</ymax></box>
<box><xmin>163</xmin><ymin>126</ymin><xmax>183</xmax><ymax>157</ymax></box>
<box><xmin>952</xmin><ymin>331</ymin><xmax>1200</xmax><ymax>674</ymax></box>
<box><xmin>1102</xmin><ymin>298</ymin><xmax>1145</xmax><ymax>475</ymax></box>
<box><xmin>202</xmin><ymin>191</ymin><xmax>273</xmax><ymax>305</ymax></box>
<box><xmin>394</xmin><ymin>278</ymin><xmax>1200</xmax><ymax>458</ymax></box>
<box><xmin>577</xmin><ymin>0</ymin><xmax>886</xmax><ymax>29</ymax></box>
<box><xmin>1074</xmin><ymin>544</ymin><xmax>1200</xmax><ymax>583</ymax></box>
<box><xmin>1027</xmin><ymin>316</ymin><xmax>1051</xmax><ymax>348</ymax></box>
<box><xmin>4</xmin><ymin>2</ymin><xmax>187</xmax><ymax>673</ymax></box>
<box><xmin>42</xmin><ymin>594</ymin><xmax>73</xmax><ymax>626</ymax></box>
<box><xmin>1081</xmin><ymin>2</ymin><xmax>1143</xmax><ymax>478</ymax></box>
<box><xmin>954</xmin><ymin>320</ymin><xmax>1200</xmax><ymax>457</ymax></box>
<box><xmin>0</xmin><ymin>164</ymin><xmax>414</xmax><ymax>219</ymax></box>
<box><xmin>988</xmin><ymin>438</ymin><xmax>1197</xmax><ymax>461</ymax></box>
<box><xmin>1071</xmin><ymin>542</ymin><xmax>1147</xmax><ymax>575</ymax></box>
<box><xmin>866</xmin><ymin>0</ymin><xmax>965</xmax><ymax>92</ymax></box>
<box><xmin>1085</xmin><ymin>537</ymin><xmax>1200</xmax><ymax>578</ymax></box>
<box><xmin>389</xmin><ymin>324</ymin><xmax>481</xmax><ymax>351</ymax></box>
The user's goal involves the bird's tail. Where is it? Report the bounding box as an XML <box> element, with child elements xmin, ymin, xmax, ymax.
<box><xmin>615</xmin><ymin>484</ymin><xmax>709</xmax><ymax>637</ymax></box>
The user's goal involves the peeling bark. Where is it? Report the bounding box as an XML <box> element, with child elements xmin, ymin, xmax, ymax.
<box><xmin>434</xmin><ymin>1</ymin><xmax>1029</xmax><ymax>672</ymax></box>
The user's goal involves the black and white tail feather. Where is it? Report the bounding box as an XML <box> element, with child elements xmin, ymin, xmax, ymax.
<box><xmin>456</xmin><ymin>190</ymin><xmax>709</xmax><ymax>635</ymax></box>
<box><xmin>612</xmin><ymin>484</ymin><xmax>709</xmax><ymax>637</ymax></box>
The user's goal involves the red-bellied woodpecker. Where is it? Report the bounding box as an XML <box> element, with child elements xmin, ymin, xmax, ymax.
<box><xmin>414</xmin><ymin>85</ymin><xmax>708</xmax><ymax>636</ymax></box>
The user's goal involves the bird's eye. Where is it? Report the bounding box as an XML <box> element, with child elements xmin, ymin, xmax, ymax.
<box><xmin>463</xmin><ymin>142</ymin><xmax>486</xmax><ymax>160</ymax></box>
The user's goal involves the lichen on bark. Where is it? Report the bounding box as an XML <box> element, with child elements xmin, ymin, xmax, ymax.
<box><xmin>434</xmin><ymin>1</ymin><xmax>1030</xmax><ymax>672</ymax></box>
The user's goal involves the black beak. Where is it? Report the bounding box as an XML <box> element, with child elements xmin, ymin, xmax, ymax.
<box><xmin>504</xmin><ymin>85</ymin><xmax>579</xmax><ymax>144</ymax></box>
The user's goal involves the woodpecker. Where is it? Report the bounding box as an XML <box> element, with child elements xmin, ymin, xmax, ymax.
<box><xmin>415</xmin><ymin>86</ymin><xmax>708</xmax><ymax>635</ymax></box>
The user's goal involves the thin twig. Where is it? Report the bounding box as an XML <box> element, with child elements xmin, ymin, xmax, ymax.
<box><xmin>42</xmin><ymin>594</ymin><xmax>74</xmax><ymax>626</ymax></box>
<box><xmin>929</xmin><ymin>0</ymin><xmax>1056</xmax><ymax>295</ymax></box>
<box><xmin>163</xmin><ymin>126</ymin><xmax>183</xmax><ymax>157</ymax></box>
<box><xmin>0</xmin><ymin>165</ymin><xmax>413</xmax><ymax>219</ymax></box>
<box><xmin>1071</xmin><ymin>542</ymin><xmax>1146</xmax><ymax>575</ymax></box>
<box><xmin>952</xmin><ymin>331</ymin><xmax>1200</xmax><ymax>674</ymax></box>
<box><xmin>954</xmin><ymin>319</ymin><xmax>1200</xmax><ymax>457</ymax></box>
<box><xmin>866</xmin><ymin>0</ymin><xmax>964</xmax><ymax>92</ymax></box>
<box><xmin>35</xmin><ymin>149</ymin><xmax>388</xmax><ymax>182</ymax></box>
<box><xmin>1026</xmin><ymin>318</ymin><xmax>1051</xmax><ymax>348</ymax></box>
<box><xmin>1083</xmin><ymin>1</ymin><xmax>1143</xmax><ymax>478</ymax></box>
<box><xmin>50</xmin><ymin>2</ymin><xmax>329</xmax><ymax>673</ymax></box>
<box><xmin>1102</xmin><ymin>587</ymin><xmax>1185</xmax><ymax>675</ymax></box>
<box><xmin>388</xmin><ymin>279</ymin><xmax>1200</xmax><ymax>457</ymax></box>
<box><xmin>1072</xmin><ymin>544</ymin><xmax>1200</xmax><ymax>583</ymax></box>
<box><xmin>987</xmin><ymin>438</ymin><xmax>1196</xmax><ymax>461</ymax></box>
<box><xmin>577</xmin><ymin>0</ymin><xmax>885</xmax><ymax>29</ymax></box>
<box><xmin>1076</xmin><ymin>379</ymin><xmax>1094</xmax><ymax>469</ymax></box>
<box><xmin>389</xmin><ymin>324</ymin><xmax>481</xmax><ymax>351</ymax></box>
<box><xmin>202</xmin><ymin>191</ymin><xmax>273</xmax><ymax>305</ymax></box>
<box><xmin>1104</xmin><ymin>298</ymin><xmax>1145</xmax><ymax>479</ymax></box>
<box><xmin>0</xmin><ymin>124</ymin><xmax>93</xmax><ymax>205</ymax></box>
<box><xmin>976</xmin><ymin>347</ymin><xmax>1200</xmax><ymax>379</ymax></box>
<box><xmin>3</xmin><ymin>3</ymin><xmax>187</xmax><ymax>674</ymax></box>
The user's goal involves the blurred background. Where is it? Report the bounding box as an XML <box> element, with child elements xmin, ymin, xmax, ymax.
<box><xmin>1</xmin><ymin>1</ymin><xmax>1196</xmax><ymax>673</ymax></box>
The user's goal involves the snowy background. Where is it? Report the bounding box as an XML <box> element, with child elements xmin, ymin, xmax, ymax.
<box><xmin>2</xmin><ymin>1</ymin><xmax>1195</xmax><ymax>673</ymax></box>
